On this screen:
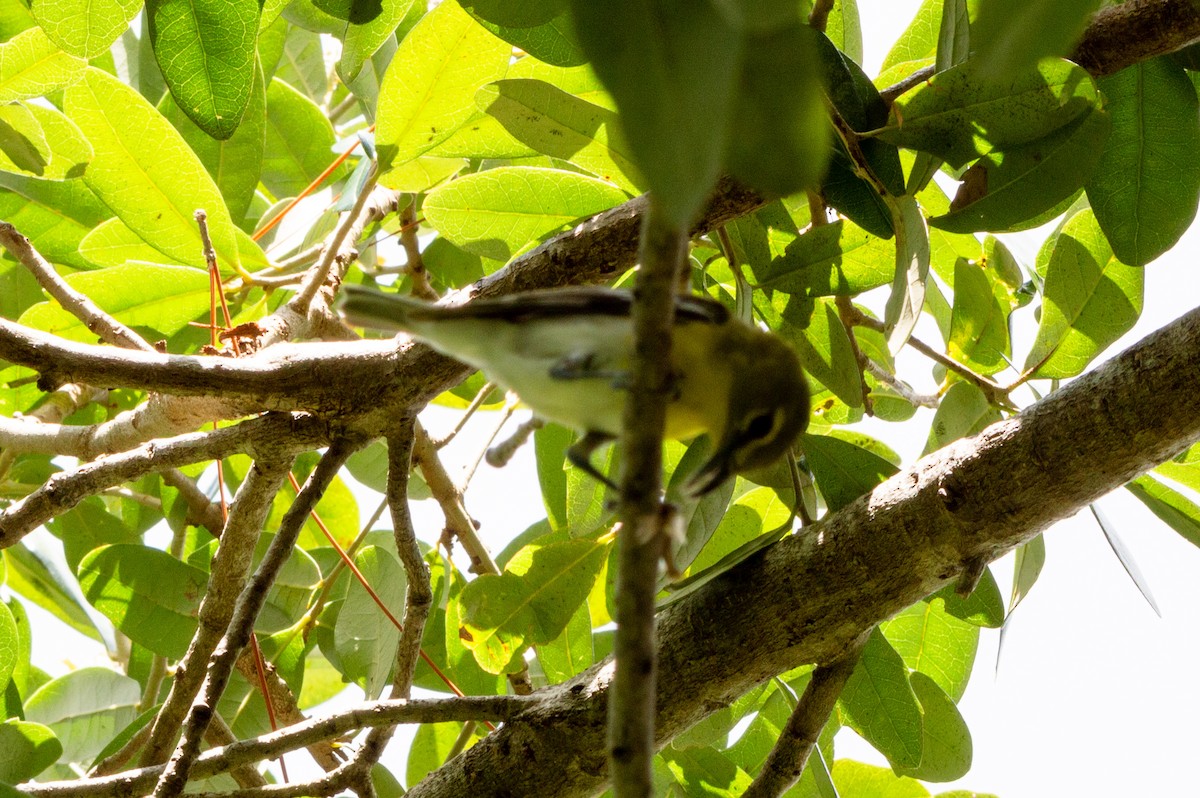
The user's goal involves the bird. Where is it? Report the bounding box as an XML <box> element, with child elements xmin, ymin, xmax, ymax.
<box><xmin>339</xmin><ymin>284</ymin><xmax>809</xmax><ymax>496</ymax></box>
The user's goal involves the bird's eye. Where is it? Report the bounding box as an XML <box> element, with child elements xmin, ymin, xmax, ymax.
<box><xmin>744</xmin><ymin>411</ymin><xmax>777</xmax><ymax>441</ymax></box>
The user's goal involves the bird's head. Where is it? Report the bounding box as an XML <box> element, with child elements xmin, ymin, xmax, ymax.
<box><xmin>685</xmin><ymin>331</ymin><xmax>810</xmax><ymax>496</ymax></box>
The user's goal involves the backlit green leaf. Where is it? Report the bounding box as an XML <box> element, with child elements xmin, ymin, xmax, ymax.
<box><xmin>0</xmin><ymin>719</ymin><xmax>61</xmax><ymax>783</ymax></box>
<box><xmin>1023</xmin><ymin>208</ymin><xmax>1143</xmax><ymax>379</ymax></box>
<box><xmin>424</xmin><ymin>166</ymin><xmax>627</xmax><ymax>261</ymax></box>
<box><xmin>897</xmin><ymin>672</ymin><xmax>973</xmax><ymax>782</ymax></box>
<box><xmin>881</xmin><ymin>58</ymin><xmax>1100</xmax><ymax>168</ymax></box>
<box><xmin>64</xmin><ymin>67</ymin><xmax>242</xmax><ymax>273</ymax></box>
<box><xmin>1127</xmin><ymin>474</ymin><xmax>1200</xmax><ymax>549</ymax></box>
<box><xmin>881</xmin><ymin>599</ymin><xmax>978</xmax><ymax>701</ymax></box>
<box><xmin>478</xmin><ymin>78</ymin><xmax>642</xmax><ymax>193</ymax></box>
<box><xmin>804</xmin><ymin>432</ymin><xmax>899</xmax><ymax>512</ymax></box>
<box><xmin>18</xmin><ymin>262</ymin><xmax>210</xmax><ymax>343</ymax></box>
<box><xmin>262</xmin><ymin>77</ymin><xmax>347</xmax><ymax>199</ymax></box>
<box><xmin>376</xmin><ymin>0</ymin><xmax>509</xmax><ymax>177</ymax></box>
<box><xmin>24</xmin><ymin>667</ymin><xmax>139</xmax><ymax>764</ymax></box>
<box><xmin>924</xmin><ymin>382</ymin><xmax>1001</xmax><ymax>455</ymax></box>
<box><xmin>334</xmin><ymin>546</ymin><xmax>406</xmax><ymax>698</ymax></box>
<box><xmin>756</xmin><ymin>218</ymin><xmax>895</xmax><ymax>297</ymax></box>
<box><xmin>338</xmin><ymin>0</ymin><xmax>417</xmax><ymax>82</ymax></box>
<box><xmin>947</xmin><ymin>257</ymin><xmax>1012</xmax><ymax>375</ymax></box>
<box><xmin>32</xmin><ymin>0</ymin><xmax>140</xmax><ymax>58</ymax></box>
<box><xmin>839</xmin><ymin>628</ymin><xmax>923</xmax><ymax>769</ymax></box>
<box><xmin>931</xmin><ymin>107</ymin><xmax>1111</xmax><ymax>234</ymax></box>
<box><xmin>1086</xmin><ymin>57</ymin><xmax>1200</xmax><ymax>266</ymax></box>
<box><xmin>0</xmin><ymin>26</ymin><xmax>85</xmax><ymax>102</ymax></box>
<box><xmin>146</xmin><ymin>0</ymin><xmax>259</xmax><ymax>140</ymax></box>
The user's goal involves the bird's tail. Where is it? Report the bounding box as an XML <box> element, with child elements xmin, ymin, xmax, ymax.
<box><xmin>338</xmin><ymin>284</ymin><xmax>427</xmax><ymax>332</ymax></box>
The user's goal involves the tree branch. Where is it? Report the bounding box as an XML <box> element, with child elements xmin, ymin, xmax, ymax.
<box><xmin>0</xmin><ymin>413</ymin><xmax>331</xmax><ymax>548</ymax></box>
<box><xmin>1073</xmin><ymin>0</ymin><xmax>1200</xmax><ymax>77</ymax></box>
<box><xmin>405</xmin><ymin>305</ymin><xmax>1200</xmax><ymax>797</ymax></box>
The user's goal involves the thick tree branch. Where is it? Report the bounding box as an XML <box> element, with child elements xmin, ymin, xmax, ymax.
<box><xmin>405</xmin><ymin>306</ymin><xmax>1200</xmax><ymax>797</ymax></box>
<box><xmin>1073</xmin><ymin>0</ymin><xmax>1200</xmax><ymax>77</ymax></box>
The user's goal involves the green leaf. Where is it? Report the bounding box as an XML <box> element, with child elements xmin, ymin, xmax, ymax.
<box><xmin>333</xmin><ymin>546</ymin><xmax>406</xmax><ymax>698</ymax></box>
<box><xmin>885</xmin><ymin>195</ymin><xmax>930</xmax><ymax>351</ymax></box>
<box><xmin>825</xmin><ymin>0</ymin><xmax>863</xmax><ymax>64</ymax></box>
<box><xmin>682</xmin><ymin>486</ymin><xmax>788</xmax><ymax>578</ymax></box>
<box><xmin>881</xmin><ymin>599</ymin><xmax>978</xmax><ymax>701</ymax></box>
<box><xmin>18</xmin><ymin>262</ymin><xmax>210</xmax><ymax>343</ymax></box>
<box><xmin>77</xmin><ymin>544</ymin><xmax>208</xmax><ymax>660</ymax></box>
<box><xmin>64</xmin><ymin>67</ymin><xmax>242</xmax><ymax>273</ymax></box>
<box><xmin>931</xmin><ymin>107</ymin><xmax>1111</xmax><ymax>234</ymax></box>
<box><xmin>568</xmin><ymin>0</ymin><xmax>740</xmax><ymax>227</ymax></box>
<box><xmin>338</xmin><ymin>0</ymin><xmax>418</xmax><ymax>82</ymax></box>
<box><xmin>947</xmin><ymin>257</ymin><xmax>1012</xmax><ymax>375</ymax></box>
<box><xmin>479</xmin><ymin>11</ymin><xmax>584</xmax><ymax>69</ymax></box>
<box><xmin>460</xmin><ymin>538</ymin><xmax>607</xmax><ymax>674</ymax></box>
<box><xmin>0</xmin><ymin>175</ymin><xmax>108</xmax><ymax>271</ymax></box>
<box><xmin>376</xmin><ymin>0</ymin><xmax>509</xmax><ymax>177</ymax></box>
<box><xmin>478</xmin><ymin>78</ymin><xmax>642</xmax><ymax>193</ymax></box>
<box><xmin>839</xmin><ymin>628</ymin><xmax>923</xmax><ymax>769</ymax></box>
<box><xmin>535</xmin><ymin>600</ymin><xmax>593</xmax><ymax>683</ymax></box>
<box><xmin>1127</xmin><ymin>474</ymin><xmax>1200</xmax><ymax>549</ymax></box>
<box><xmin>833</xmin><ymin>760</ymin><xmax>931</xmax><ymax>798</ymax></box>
<box><xmin>2</xmin><ymin>543</ymin><xmax>101</xmax><ymax>642</ymax></box>
<box><xmin>424</xmin><ymin>166</ymin><xmax>627</xmax><ymax>261</ymax></box>
<box><xmin>79</xmin><ymin>218</ymin><xmax>188</xmax><ymax>268</ymax></box>
<box><xmin>262</xmin><ymin>77</ymin><xmax>347</xmax><ymax>199</ymax></box>
<box><xmin>727</xmin><ymin>19</ymin><xmax>828</xmax><ymax>198</ymax></box>
<box><xmin>880</xmin><ymin>0</ymin><xmax>941</xmax><ymax>75</ymax></box>
<box><xmin>534</xmin><ymin>423</ymin><xmax>572</xmax><ymax>531</ymax></box>
<box><xmin>0</xmin><ymin>601</ymin><xmax>15</xmax><ymax>695</ymax></box>
<box><xmin>661</xmin><ymin>745</ymin><xmax>754</xmax><ymax>795</ymax></box>
<box><xmin>1086</xmin><ymin>57</ymin><xmax>1200</xmax><ymax>266</ymax></box>
<box><xmin>804</xmin><ymin>433</ymin><xmax>899</xmax><ymax>512</ymax></box>
<box><xmin>896</xmin><ymin>673</ymin><xmax>973</xmax><ymax>782</ymax></box>
<box><xmin>1008</xmin><ymin>534</ymin><xmax>1045</xmax><ymax>614</ymax></box>
<box><xmin>0</xmin><ymin>719</ymin><xmax>62</xmax><ymax>782</ymax></box>
<box><xmin>785</xmin><ymin>297</ymin><xmax>863</xmax><ymax>409</ymax></box>
<box><xmin>24</xmin><ymin>667</ymin><xmax>139</xmax><ymax>764</ymax></box>
<box><xmin>930</xmin><ymin>568</ymin><xmax>1005</xmax><ymax>628</ymax></box>
<box><xmin>407</xmin><ymin>721</ymin><xmax>467</xmax><ymax>788</ymax></box>
<box><xmin>146</xmin><ymin>0</ymin><xmax>259</xmax><ymax>140</ymax></box>
<box><xmin>32</xmin><ymin>0</ymin><xmax>140</xmax><ymax>59</ymax></box>
<box><xmin>0</xmin><ymin>26</ymin><xmax>85</xmax><ymax>103</ymax></box>
<box><xmin>881</xmin><ymin>58</ymin><xmax>1100</xmax><ymax>168</ymax></box>
<box><xmin>161</xmin><ymin>60</ymin><xmax>266</xmax><ymax>225</ymax></box>
<box><xmin>971</xmin><ymin>0</ymin><xmax>1102</xmax><ymax>78</ymax></box>
<box><xmin>460</xmin><ymin>0</ymin><xmax>563</xmax><ymax>28</ymax></box>
<box><xmin>923</xmin><ymin>382</ymin><xmax>1001</xmax><ymax>455</ymax></box>
<box><xmin>1023</xmin><ymin>208</ymin><xmax>1144</xmax><ymax>379</ymax></box>
<box><xmin>0</xmin><ymin>101</ymin><xmax>90</xmax><ymax>180</ymax></box>
<box><xmin>756</xmin><ymin>218</ymin><xmax>895</xmax><ymax>297</ymax></box>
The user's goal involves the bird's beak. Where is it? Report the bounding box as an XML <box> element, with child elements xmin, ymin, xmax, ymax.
<box><xmin>684</xmin><ymin>438</ymin><xmax>738</xmax><ymax>497</ymax></box>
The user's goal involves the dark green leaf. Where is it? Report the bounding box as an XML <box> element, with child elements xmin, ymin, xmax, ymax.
<box><xmin>1086</xmin><ymin>57</ymin><xmax>1200</xmax><ymax>266</ymax></box>
<box><xmin>881</xmin><ymin>58</ymin><xmax>1100</xmax><ymax>168</ymax></box>
<box><xmin>569</xmin><ymin>0</ymin><xmax>740</xmax><ymax>226</ymax></box>
<box><xmin>931</xmin><ymin>107</ymin><xmax>1111</xmax><ymax>234</ymax></box>
<box><xmin>971</xmin><ymin>0</ymin><xmax>1102</xmax><ymax>78</ymax></box>
<box><xmin>727</xmin><ymin>19</ymin><xmax>828</xmax><ymax>197</ymax></box>
<box><xmin>472</xmin><ymin>9</ymin><xmax>585</xmax><ymax>68</ymax></box>
<box><xmin>459</xmin><ymin>0</ymin><xmax>563</xmax><ymax>28</ymax></box>
<box><xmin>785</xmin><ymin>297</ymin><xmax>864</xmax><ymax>409</ymax></box>
<box><xmin>803</xmin><ymin>432</ymin><xmax>899</xmax><ymax>511</ymax></box>
<box><xmin>77</xmin><ymin>544</ymin><xmax>208</xmax><ymax>660</ymax></box>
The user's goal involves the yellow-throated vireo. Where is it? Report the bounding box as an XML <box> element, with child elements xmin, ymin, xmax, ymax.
<box><xmin>339</xmin><ymin>285</ymin><xmax>809</xmax><ymax>496</ymax></box>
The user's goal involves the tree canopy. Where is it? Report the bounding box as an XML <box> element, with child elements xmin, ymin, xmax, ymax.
<box><xmin>1</xmin><ymin>1</ymin><xmax>1200</xmax><ymax>797</ymax></box>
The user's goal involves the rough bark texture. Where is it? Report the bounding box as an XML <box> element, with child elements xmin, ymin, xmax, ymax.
<box><xmin>406</xmin><ymin>308</ymin><xmax>1200</xmax><ymax>797</ymax></box>
<box><xmin>1073</xmin><ymin>0</ymin><xmax>1200</xmax><ymax>77</ymax></box>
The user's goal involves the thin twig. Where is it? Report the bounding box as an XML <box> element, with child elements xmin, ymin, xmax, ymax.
<box><xmin>743</xmin><ymin>638</ymin><xmax>866</xmax><ymax>798</ymax></box>
<box><xmin>0</xmin><ymin>414</ymin><xmax>329</xmax><ymax>549</ymax></box>
<box><xmin>879</xmin><ymin>64</ymin><xmax>935</xmax><ymax>104</ymax></box>
<box><xmin>0</xmin><ymin>222</ymin><xmax>155</xmax><ymax>352</ymax></box>
<box><xmin>151</xmin><ymin>440</ymin><xmax>363</xmax><ymax>797</ymax></box>
<box><xmin>142</xmin><ymin>458</ymin><xmax>295</xmax><ymax>765</ymax></box>
<box><xmin>461</xmin><ymin>392</ymin><xmax>518</xmax><ymax>488</ymax></box>
<box><xmin>399</xmin><ymin>202</ymin><xmax>438</xmax><ymax>301</ymax></box>
<box><xmin>610</xmin><ymin>202</ymin><xmax>686</xmax><ymax>797</ymax></box>
<box><xmin>292</xmin><ymin>169</ymin><xmax>380</xmax><ymax>311</ymax></box>
<box><xmin>834</xmin><ymin>295</ymin><xmax>875</xmax><ymax>416</ymax></box>
<box><xmin>430</xmin><ymin>381</ymin><xmax>496</xmax><ymax>449</ymax></box>
<box><xmin>864</xmin><ymin>361</ymin><xmax>940</xmax><ymax>408</ymax></box>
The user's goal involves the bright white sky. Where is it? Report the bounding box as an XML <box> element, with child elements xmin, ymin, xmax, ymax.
<box><xmin>22</xmin><ymin>3</ymin><xmax>1200</xmax><ymax>796</ymax></box>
